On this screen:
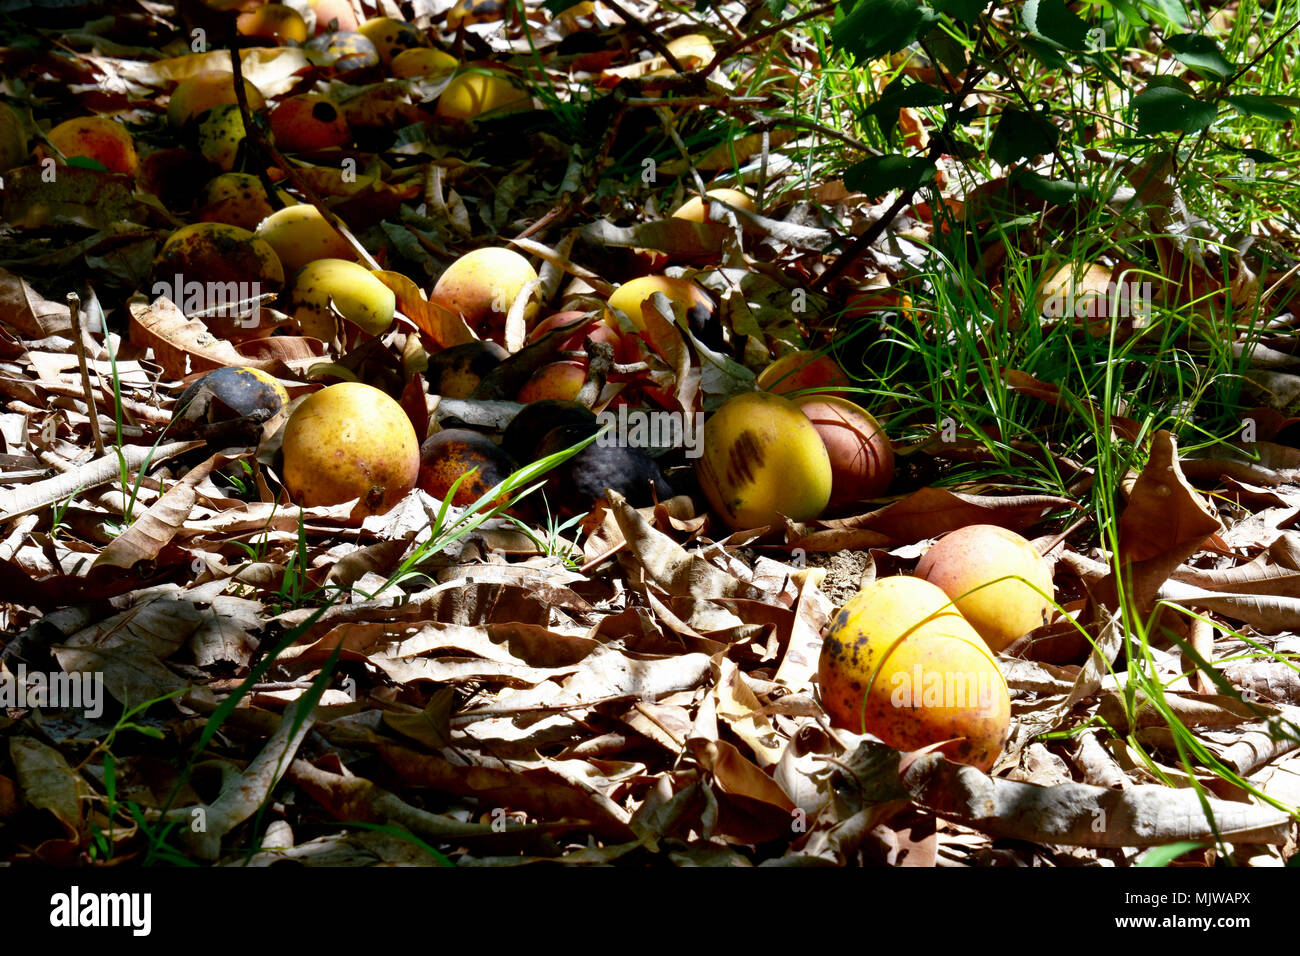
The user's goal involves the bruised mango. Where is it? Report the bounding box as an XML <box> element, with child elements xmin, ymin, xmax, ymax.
<box><xmin>391</xmin><ymin>47</ymin><xmax>458</xmax><ymax>78</ymax></box>
<box><xmin>306</xmin><ymin>30</ymin><xmax>381</xmax><ymax>72</ymax></box>
<box><xmin>818</xmin><ymin>576</ymin><xmax>1011</xmax><ymax>772</ymax></box>
<box><xmin>282</xmin><ymin>381</ymin><xmax>419</xmax><ymax>521</ymax></box>
<box><xmin>269</xmin><ymin>94</ymin><xmax>350</xmax><ymax>152</ymax></box>
<box><xmin>418</xmin><ymin>428</ymin><xmax>516</xmax><ymax>508</ymax></box>
<box><xmin>914</xmin><ymin>524</ymin><xmax>1054</xmax><ymax>653</ymax></box>
<box><xmin>358</xmin><ymin>16</ymin><xmax>425</xmax><ymax>65</ymax></box>
<box><xmin>197</xmin><ymin>172</ymin><xmax>284</xmax><ymax>230</ymax></box>
<box><xmin>695</xmin><ymin>391</ymin><xmax>830</xmax><ymax>529</ymax></box>
<box><xmin>193</xmin><ymin>104</ymin><xmax>252</xmax><ymax>172</ymax></box>
<box><xmin>424</xmin><ymin>341</ymin><xmax>508</xmax><ymax>398</ymax></box>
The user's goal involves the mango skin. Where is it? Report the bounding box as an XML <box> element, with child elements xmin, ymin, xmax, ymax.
<box><xmin>282</xmin><ymin>382</ymin><xmax>419</xmax><ymax>522</ymax></box>
<box><xmin>672</xmin><ymin>188</ymin><xmax>754</xmax><ymax>223</ymax></box>
<box><xmin>695</xmin><ymin>391</ymin><xmax>831</xmax><ymax>530</ymax></box>
<box><xmin>756</xmin><ymin>350</ymin><xmax>851</xmax><ymax>398</ymax></box>
<box><xmin>197</xmin><ymin>172</ymin><xmax>281</xmax><ymax>230</ymax></box>
<box><xmin>255</xmin><ymin>205</ymin><xmax>355</xmax><ymax>272</ymax></box>
<box><xmin>417</xmin><ymin>428</ymin><xmax>515</xmax><ymax>508</ymax></box>
<box><xmin>794</xmin><ymin>396</ymin><xmax>893</xmax><ymax>508</ymax></box>
<box><xmin>47</xmin><ymin>116</ymin><xmax>137</xmax><ymax>175</ymax></box>
<box><xmin>358</xmin><ymin>16</ymin><xmax>425</xmax><ymax>66</ymax></box>
<box><xmin>288</xmin><ymin>258</ymin><xmax>395</xmax><ymax>340</ymax></box>
<box><xmin>269</xmin><ymin>94</ymin><xmax>351</xmax><ymax>152</ymax></box>
<box><xmin>167</xmin><ymin>73</ymin><xmax>266</xmax><ymax>130</ymax></box>
<box><xmin>914</xmin><ymin>524</ymin><xmax>1054</xmax><ymax>653</ymax></box>
<box><xmin>435</xmin><ymin>68</ymin><xmax>530</xmax><ymax>120</ymax></box>
<box><xmin>193</xmin><ymin>104</ymin><xmax>250</xmax><ymax>173</ymax></box>
<box><xmin>430</xmin><ymin>247</ymin><xmax>539</xmax><ymax>336</ymax></box>
<box><xmin>818</xmin><ymin>576</ymin><xmax>1011</xmax><ymax>772</ymax></box>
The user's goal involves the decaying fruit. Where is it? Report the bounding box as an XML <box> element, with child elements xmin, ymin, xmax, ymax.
<box><xmin>171</xmin><ymin>365</ymin><xmax>289</xmax><ymax>443</ymax></box>
<box><xmin>424</xmin><ymin>341</ymin><xmax>508</xmax><ymax>398</ymax></box>
<box><xmin>517</xmin><ymin>360</ymin><xmax>586</xmax><ymax>403</ymax></box>
<box><xmin>281</xmin><ymin>381</ymin><xmax>419</xmax><ymax>521</ymax></box>
<box><xmin>168</xmin><ymin>73</ymin><xmax>266</xmax><ymax>130</ymax></box>
<box><xmin>695</xmin><ymin>390</ymin><xmax>831</xmax><ymax>529</ymax></box>
<box><xmin>418</xmin><ymin>428</ymin><xmax>516</xmax><ymax>508</ymax></box>
<box><xmin>193</xmin><ymin>104</ymin><xmax>251</xmax><ymax>172</ymax></box>
<box><xmin>269</xmin><ymin>94</ymin><xmax>351</xmax><ymax>152</ymax></box>
<box><xmin>794</xmin><ymin>396</ymin><xmax>893</xmax><ymax>508</ymax></box>
<box><xmin>391</xmin><ymin>47</ymin><xmax>458</xmax><ymax>78</ymax></box>
<box><xmin>255</xmin><ymin>204</ymin><xmax>355</xmax><ymax>272</ymax></box>
<box><xmin>435</xmin><ymin>67</ymin><xmax>531</xmax><ymax>120</ymax></box>
<box><xmin>501</xmin><ymin>399</ymin><xmax>596</xmax><ymax>464</ymax></box>
<box><xmin>358</xmin><ymin>16</ymin><xmax>426</xmax><ymax>65</ymax></box>
<box><xmin>306</xmin><ymin>30</ymin><xmax>381</xmax><ymax>72</ymax></box>
<box><xmin>153</xmin><ymin>223</ymin><xmax>285</xmax><ymax>341</ymax></box>
<box><xmin>914</xmin><ymin>524</ymin><xmax>1054</xmax><ymax>653</ymax></box>
<box><xmin>534</xmin><ymin>422</ymin><xmax>671</xmax><ymax>516</ymax></box>
<box><xmin>1036</xmin><ymin>261</ymin><xmax>1128</xmax><ymax>336</ymax></box>
<box><xmin>46</xmin><ymin>115</ymin><xmax>137</xmax><ymax>175</ymax></box>
<box><xmin>446</xmin><ymin>0</ymin><xmax>506</xmax><ymax>30</ymax></box>
<box><xmin>430</xmin><ymin>247</ymin><xmax>539</xmax><ymax>337</ymax></box>
<box><xmin>0</xmin><ymin>102</ymin><xmax>29</xmax><ymax>171</ymax></box>
<box><xmin>196</xmin><ymin>172</ymin><xmax>284</xmax><ymax>230</ymax></box>
<box><xmin>287</xmin><ymin>258</ymin><xmax>395</xmax><ymax>341</ymax></box>
<box><xmin>756</xmin><ymin>350</ymin><xmax>851</xmax><ymax>398</ymax></box>
<box><xmin>672</xmin><ymin>187</ymin><xmax>754</xmax><ymax>223</ymax></box>
<box><xmin>818</xmin><ymin>576</ymin><xmax>1011</xmax><ymax>772</ymax></box>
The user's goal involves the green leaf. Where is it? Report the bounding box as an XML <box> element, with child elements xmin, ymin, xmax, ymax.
<box><xmin>1165</xmin><ymin>33</ymin><xmax>1232</xmax><ymax>77</ymax></box>
<box><xmin>1010</xmin><ymin>167</ymin><xmax>1094</xmax><ymax>204</ymax></box>
<box><xmin>862</xmin><ymin>77</ymin><xmax>945</xmax><ymax>140</ymax></box>
<box><xmin>1240</xmin><ymin>147</ymin><xmax>1283</xmax><ymax>163</ymax></box>
<box><xmin>831</xmin><ymin>0</ymin><xmax>938</xmax><ymax>62</ymax></box>
<box><xmin>932</xmin><ymin>0</ymin><xmax>986</xmax><ymax>21</ymax></box>
<box><xmin>1019</xmin><ymin>35</ymin><xmax>1070</xmax><ymax>69</ymax></box>
<box><xmin>843</xmin><ymin>154</ymin><xmax>938</xmax><ymax>194</ymax></box>
<box><xmin>1225</xmin><ymin>94</ymin><xmax>1295</xmax><ymax>123</ymax></box>
<box><xmin>1023</xmin><ymin>0</ymin><xmax>1091</xmax><ymax>49</ymax></box>
<box><xmin>989</xmin><ymin>107</ymin><xmax>1059</xmax><ymax>165</ymax></box>
<box><xmin>541</xmin><ymin>0</ymin><xmax>572</xmax><ymax>12</ymax></box>
<box><xmin>66</xmin><ymin>155</ymin><xmax>109</xmax><ymax>172</ymax></box>
<box><xmin>1131</xmin><ymin>87</ymin><xmax>1217</xmax><ymax>133</ymax></box>
<box><xmin>1136</xmin><ymin>842</ymin><xmax>1208</xmax><ymax>867</ymax></box>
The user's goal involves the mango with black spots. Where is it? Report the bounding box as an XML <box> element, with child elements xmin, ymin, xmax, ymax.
<box><xmin>193</xmin><ymin>104</ymin><xmax>251</xmax><ymax>172</ymax></box>
<box><xmin>269</xmin><ymin>94</ymin><xmax>351</xmax><ymax>152</ymax></box>
<box><xmin>197</xmin><ymin>172</ymin><xmax>286</xmax><ymax>230</ymax></box>
<box><xmin>818</xmin><ymin>576</ymin><xmax>1011</xmax><ymax>772</ymax></box>
<box><xmin>306</xmin><ymin>30</ymin><xmax>381</xmax><ymax>72</ymax></box>
<box><xmin>282</xmin><ymin>381</ymin><xmax>419</xmax><ymax>522</ymax></box>
<box><xmin>694</xmin><ymin>390</ymin><xmax>830</xmax><ymax>530</ymax></box>
<box><xmin>446</xmin><ymin>0</ymin><xmax>506</xmax><ymax>30</ymax></box>
<box><xmin>358</xmin><ymin>16</ymin><xmax>425</xmax><ymax>66</ymax></box>
<box><xmin>418</xmin><ymin>428</ymin><xmax>516</xmax><ymax>509</ymax></box>
<box><xmin>172</xmin><ymin>365</ymin><xmax>289</xmax><ymax>443</ymax></box>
